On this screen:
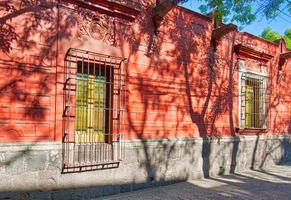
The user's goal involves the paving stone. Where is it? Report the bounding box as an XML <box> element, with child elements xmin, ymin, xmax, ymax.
<box><xmin>99</xmin><ymin>163</ymin><xmax>291</xmax><ymax>200</ymax></box>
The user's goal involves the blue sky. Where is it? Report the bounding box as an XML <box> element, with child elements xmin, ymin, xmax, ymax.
<box><xmin>181</xmin><ymin>1</ymin><xmax>291</xmax><ymax>36</ymax></box>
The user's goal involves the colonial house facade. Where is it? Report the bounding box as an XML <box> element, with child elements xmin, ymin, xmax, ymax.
<box><xmin>0</xmin><ymin>0</ymin><xmax>290</xmax><ymax>199</ymax></box>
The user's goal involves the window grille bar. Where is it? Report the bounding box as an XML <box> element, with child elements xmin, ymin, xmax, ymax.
<box><xmin>240</xmin><ymin>72</ymin><xmax>268</xmax><ymax>129</ymax></box>
<box><xmin>62</xmin><ymin>48</ymin><xmax>125</xmax><ymax>173</ymax></box>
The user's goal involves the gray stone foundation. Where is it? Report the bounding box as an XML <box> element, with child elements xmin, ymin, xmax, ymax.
<box><xmin>0</xmin><ymin>134</ymin><xmax>290</xmax><ymax>199</ymax></box>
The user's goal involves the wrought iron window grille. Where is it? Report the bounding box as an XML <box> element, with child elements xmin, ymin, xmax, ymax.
<box><xmin>240</xmin><ymin>72</ymin><xmax>269</xmax><ymax>129</ymax></box>
<box><xmin>62</xmin><ymin>48</ymin><xmax>125</xmax><ymax>173</ymax></box>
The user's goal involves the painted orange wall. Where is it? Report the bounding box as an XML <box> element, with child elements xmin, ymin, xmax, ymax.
<box><xmin>0</xmin><ymin>0</ymin><xmax>290</xmax><ymax>142</ymax></box>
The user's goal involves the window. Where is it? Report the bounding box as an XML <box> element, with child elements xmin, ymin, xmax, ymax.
<box><xmin>238</xmin><ymin>60</ymin><xmax>268</xmax><ymax>129</ymax></box>
<box><xmin>62</xmin><ymin>48</ymin><xmax>125</xmax><ymax>172</ymax></box>
<box><xmin>75</xmin><ymin>61</ymin><xmax>112</xmax><ymax>143</ymax></box>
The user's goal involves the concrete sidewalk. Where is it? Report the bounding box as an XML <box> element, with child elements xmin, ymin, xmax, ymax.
<box><xmin>99</xmin><ymin>163</ymin><xmax>291</xmax><ymax>200</ymax></box>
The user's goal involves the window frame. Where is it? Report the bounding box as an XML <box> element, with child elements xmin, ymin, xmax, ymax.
<box><xmin>62</xmin><ymin>48</ymin><xmax>125</xmax><ymax>172</ymax></box>
<box><xmin>238</xmin><ymin>59</ymin><xmax>268</xmax><ymax>131</ymax></box>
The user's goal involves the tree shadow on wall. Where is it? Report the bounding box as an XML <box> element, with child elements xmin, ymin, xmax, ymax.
<box><xmin>120</xmin><ymin>4</ymin><xmax>240</xmax><ymax>180</ymax></box>
<box><xmin>0</xmin><ymin>0</ymin><xmax>77</xmax><ymax>169</ymax></box>
<box><xmin>0</xmin><ymin>0</ymin><xmax>290</xmax><ymax>198</ymax></box>
<box><xmin>118</xmin><ymin>2</ymin><xmax>291</xmax><ymax>184</ymax></box>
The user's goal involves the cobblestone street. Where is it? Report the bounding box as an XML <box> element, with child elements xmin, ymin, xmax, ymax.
<box><xmin>100</xmin><ymin>163</ymin><xmax>291</xmax><ymax>200</ymax></box>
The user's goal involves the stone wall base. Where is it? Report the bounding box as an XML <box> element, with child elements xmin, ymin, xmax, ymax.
<box><xmin>0</xmin><ymin>134</ymin><xmax>290</xmax><ymax>199</ymax></box>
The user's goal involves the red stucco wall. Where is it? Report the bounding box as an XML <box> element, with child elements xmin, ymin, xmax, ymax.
<box><xmin>0</xmin><ymin>0</ymin><xmax>290</xmax><ymax>142</ymax></box>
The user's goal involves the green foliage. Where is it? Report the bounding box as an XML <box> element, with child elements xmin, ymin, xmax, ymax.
<box><xmin>260</xmin><ymin>27</ymin><xmax>291</xmax><ymax>49</ymax></box>
<box><xmin>284</xmin><ymin>29</ymin><xmax>291</xmax><ymax>39</ymax></box>
<box><xmin>195</xmin><ymin>0</ymin><xmax>291</xmax><ymax>26</ymax></box>
<box><xmin>283</xmin><ymin>29</ymin><xmax>291</xmax><ymax>49</ymax></box>
<box><xmin>260</xmin><ymin>27</ymin><xmax>281</xmax><ymax>42</ymax></box>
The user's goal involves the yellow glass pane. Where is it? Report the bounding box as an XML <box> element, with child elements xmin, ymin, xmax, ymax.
<box><xmin>93</xmin><ymin>76</ymin><xmax>106</xmax><ymax>142</ymax></box>
<box><xmin>253</xmin><ymin>82</ymin><xmax>260</xmax><ymax>128</ymax></box>
<box><xmin>75</xmin><ymin>74</ymin><xmax>87</xmax><ymax>134</ymax></box>
<box><xmin>245</xmin><ymin>79</ymin><xmax>261</xmax><ymax>128</ymax></box>
<box><xmin>245</xmin><ymin>84</ymin><xmax>252</xmax><ymax>128</ymax></box>
<box><xmin>75</xmin><ymin>74</ymin><xmax>106</xmax><ymax>143</ymax></box>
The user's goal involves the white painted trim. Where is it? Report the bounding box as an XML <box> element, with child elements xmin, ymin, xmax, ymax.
<box><xmin>238</xmin><ymin>68</ymin><xmax>267</xmax><ymax>77</ymax></box>
<box><xmin>237</xmin><ymin>60</ymin><xmax>268</xmax><ymax>129</ymax></box>
<box><xmin>238</xmin><ymin>59</ymin><xmax>245</xmax><ymax>128</ymax></box>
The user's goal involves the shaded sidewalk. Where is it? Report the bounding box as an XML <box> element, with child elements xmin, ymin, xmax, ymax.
<box><xmin>99</xmin><ymin>163</ymin><xmax>291</xmax><ymax>200</ymax></box>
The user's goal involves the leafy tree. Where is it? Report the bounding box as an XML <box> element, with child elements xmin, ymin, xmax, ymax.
<box><xmin>179</xmin><ymin>0</ymin><xmax>291</xmax><ymax>26</ymax></box>
<box><xmin>283</xmin><ymin>29</ymin><xmax>291</xmax><ymax>49</ymax></box>
<box><xmin>179</xmin><ymin>0</ymin><xmax>290</xmax><ymax>48</ymax></box>
<box><xmin>260</xmin><ymin>27</ymin><xmax>291</xmax><ymax>49</ymax></box>
<box><xmin>284</xmin><ymin>29</ymin><xmax>291</xmax><ymax>38</ymax></box>
<box><xmin>260</xmin><ymin>27</ymin><xmax>281</xmax><ymax>42</ymax></box>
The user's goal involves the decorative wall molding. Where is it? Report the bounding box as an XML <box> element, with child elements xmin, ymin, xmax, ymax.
<box><xmin>64</xmin><ymin>0</ymin><xmax>140</xmax><ymax>21</ymax></box>
<box><xmin>234</xmin><ymin>44</ymin><xmax>273</xmax><ymax>63</ymax></box>
<box><xmin>77</xmin><ymin>8</ymin><xmax>116</xmax><ymax>45</ymax></box>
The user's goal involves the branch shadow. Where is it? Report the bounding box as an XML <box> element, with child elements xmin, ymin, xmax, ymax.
<box><xmin>0</xmin><ymin>0</ymin><xmax>290</xmax><ymax>199</ymax></box>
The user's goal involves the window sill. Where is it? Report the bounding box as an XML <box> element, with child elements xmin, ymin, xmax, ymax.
<box><xmin>235</xmin><ymin>128</ymin><xmax>268</xmax><ymax>135</ymax></box>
